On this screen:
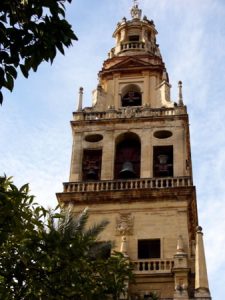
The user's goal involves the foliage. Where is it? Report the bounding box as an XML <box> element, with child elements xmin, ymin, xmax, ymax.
<box><xmin>0</xmin><ymin>176</ymin><xmax>133</xmax><ymax>299</ymax></box>
<box><xmin>99</xmin><ymin>251</ymin><xmax>132</xmax><ymax>300</ymax></box>
<box><xmin>143</xmin><ymin>292</ymin><xmax>159</xmax><ymax>300</ymax></box>
<box><xmin>0</xmin><ymin>0</ymin><xmax>77</xmax><ymax>104</ymax></box>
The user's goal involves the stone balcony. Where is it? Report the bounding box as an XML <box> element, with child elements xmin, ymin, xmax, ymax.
<box><xmin>63</xmin><ymin>177</ymin><xmax>192</xmax><ymax>193</ymax></box>
<box><xmin>73</xmin><ymin>106</ymin><xmax>187</xmax><ymax>122</ymax></box>
<box><xmin>57</xmin><ymin>176</ymin><xmax>194</xmax><ymax>204</ymax></box>
<box><xmin>133</xmin><ymin>259</ymin><xmax>174</xmax><ymax>274</ymax></box>
<box><xmin>120</xmin><ymin>41</ymin><xmax>145</xmax><ymax>51</ymax></box>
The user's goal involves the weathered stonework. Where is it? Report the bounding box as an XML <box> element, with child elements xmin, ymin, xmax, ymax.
<box><xmin>57</xmin><ymin>3</ymin><xmax>211</xmax><ymax>299</ymax></box>
<box><xmin>116</xmin><ymin>213</ymin><xmax>135</xmax><ymax>236</ymax></box>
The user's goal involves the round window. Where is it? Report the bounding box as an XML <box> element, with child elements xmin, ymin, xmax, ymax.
<box><xmin>154</xmin><ymin>130</ymin><xmax>172</xmax><ymax>139</ymax></box>
<box><xmin>85</xmin><ymin>134</ymin><xmax>103</xmax><ymax>142</ymax></box>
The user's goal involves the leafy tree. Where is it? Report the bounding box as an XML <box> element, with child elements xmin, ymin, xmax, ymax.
<box><xmin>143</xmin><ymin>292</ymin><xmax>159</xmax><ymax>300</ymax></box>
<box><xmin>99</xmin><ymin>252</ymin><xmax>131</xmax><ymax>300</ymax></box>
<box><xmin>0</xmin><ymin>0</ymin><xmax>77</xmax><ymax>104</ymax></box>
<box><xmin>0</xmin><ymin>176</ymin><xmax>133</xmax><ymax>299</ymax></box>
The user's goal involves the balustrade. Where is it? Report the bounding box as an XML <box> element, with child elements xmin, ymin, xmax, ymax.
<box><xmin>133</xmin><ymin>259</ymin><xmax>174</xmax><ymax>273</ymax></box>
<box><xmin>63</xmin><ymin>176</ymin><xmax>192</xmax><ymax>193</ymax></box>
<box><xmin>73</xmin><ymin>106</ymin><xmax>187</xmax><ymax>121</ymax></box>
<box><xmin>121</xmin><ymin>41</ymin><xmax>145</xmax><ymax>51</ymax></box>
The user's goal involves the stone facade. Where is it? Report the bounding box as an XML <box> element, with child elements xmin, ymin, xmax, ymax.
<box><xmin>57</xmin><ymin>3</ymin><xmax>211</xmax><ymax>300</ymax></box>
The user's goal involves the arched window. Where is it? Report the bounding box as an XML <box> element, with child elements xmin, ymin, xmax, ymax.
<box><xmin>114</xmin><ymin>133</ymin><xmax>141</xmax><ymax>179</ymax></box>
<box><xmin>121</xmin><ymin>84</ymin><xmax>142</xmax><ymax>107</ymax></box>
<box><xmin>153</xmin><ymin>146</ymin><xmax>173</xmax><ymax>177</ymax></box>
<box><xmin>82</xmin><ymin>149</ymin><xmax>102</xmax><ymax>181</ymax></box>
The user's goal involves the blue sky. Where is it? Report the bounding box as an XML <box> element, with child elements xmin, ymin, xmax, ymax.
<box><xmin>0</xmin><ymin>0</ymin><xmax>225</xmax><ymax>298</ymax></box>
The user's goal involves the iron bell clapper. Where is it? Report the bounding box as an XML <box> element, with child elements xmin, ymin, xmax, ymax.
<box><xmin>119</xmin><ymin>161</ymin><xmax>136</xmax><ymax>179</ymax></box>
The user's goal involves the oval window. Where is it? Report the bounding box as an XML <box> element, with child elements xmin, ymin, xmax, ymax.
<box><xmin>154</xmin><ymin>130</ymin><xmax>172</xmax><ymax>139</ymax></box>
<box><xmin>85</xmin><ymin>134</ymin><xmax>103</xmax><ymax>143</ymax></box>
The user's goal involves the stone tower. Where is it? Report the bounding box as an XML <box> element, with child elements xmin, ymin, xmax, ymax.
<box><xmin>57</xmin><ymin>3</ymin><xmax>211</xmax><ymax>300</ymax></box>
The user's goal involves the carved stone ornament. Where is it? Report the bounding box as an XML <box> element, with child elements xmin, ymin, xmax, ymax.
<box><xmin>124</xmin><ymin>107</ymin><xmax>138</xmax><ymax>118</ymax></box>
<box><xmin>116</xmin><ymin>213</ymin><xmax>134</xmax><ymax>235</ymax></box>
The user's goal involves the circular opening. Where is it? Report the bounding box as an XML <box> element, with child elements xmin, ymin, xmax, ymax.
<box><xmin>154</xmin><ymin>130</ymin><xmax>172</xmax><ymax>139</ymax></box>
<box><xmin>85</xmin><ymin>134</ymin><xmax>103</xmax><ymax>143</ymax></box>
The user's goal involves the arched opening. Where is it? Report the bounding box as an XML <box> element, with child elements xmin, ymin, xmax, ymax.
<box><xmin>121</xmin><ymin>84</ymin><xmax>142</xmax><ymax>107</ymax></box>
<box><xmin>82</xmin><ymin>149</ymin><xmax>102</xmax><ymax>181</ymax></box>
<box><xmin>153</xmin><ymin>146</ymin><xmax>173</xmax><ymax>177</ymax></box>
<box><xmin>129</xmin><ymin>35</ymin><xmax>139</xmax><ymax>42</ymax></box>
<box><xmin>114</xmin><ymin>132</ymin><xmax>141</xmax><ymax>179</ymax></box>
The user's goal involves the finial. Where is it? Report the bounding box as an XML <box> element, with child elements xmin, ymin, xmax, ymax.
<box><xmin>77</xmin><ymin>87</ymin><xmax>83</xmax><ymax>111</ymax></box>
<box><xmin>196</xmin><ymin>226</ymin><xmax>203</xmax><ymax>233</ymax></box>
<box><xmin>131</xmin><ymin>0</ymin><xmax>142</xmax><ymax>19</ymax></box>
<box><xmin>176</xmin><ymin>235</ymin><xmax>185</xmax><ymax>254</ymax></box>
<box><xmin>178</xmin><ymin>81</ymin><xmax>184</xmax><ymax>106</ymax></box>
<box><xmin>120</xmin><ymin>236</ymin><xmax>129</xmax><ymax>257</ymax></box>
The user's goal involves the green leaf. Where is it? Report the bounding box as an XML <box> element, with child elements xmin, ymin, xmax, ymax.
<box><xmin>0</xmin><ymin>0</ymin><xmax>77</xmax><ymax>103</ymax></box>
<box><xmin>5</xmin><ymin>73</ymin><xmax>14</xmax><ymax>91</ymax></box>
<box><xmin>20</xmin><ymin>64</ymin><xmax>29</xmax><ymax>78</ymax></box>
<box><xmin>56</xmin><ymin>42</ymin><xmax>65</xmax><ymax>55</ymax></box>
<box><xmin>0</xmin><ymin>91</ymin><xmax>3</xmax><ymax>105</ymax></box>
<box><xmin>0</xmin><ymin>51</ymin><xmax>9</xmax><ymax>61</ymax></box>
<box><xmin>0</xmin><ymin>67</ymin><xmax>5</xmax><ymax>86</ymax></box>
<box><xmin>19</xmin><ymin>183</ymin><xmax>29</xmax><ymax>193</ymax></box>
<box><xmin>5</xmin><ymin>66</ymin><xmax>17</xmax><ymax>79</ymax></box>
<box><xmin>0</xmin><ymin>14</ymin><xmax>7</xmax><ymax>23</ymax></box>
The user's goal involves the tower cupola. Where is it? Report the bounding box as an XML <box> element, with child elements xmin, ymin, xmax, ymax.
<box><xmin>109</xmin><ymin>2</ymin><xmax>161</xmax><ymax>58</ymax></box>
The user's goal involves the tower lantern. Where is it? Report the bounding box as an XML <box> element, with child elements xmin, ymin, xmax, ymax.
<box><xmin>57</xmin><ymin>4</ymin><xmax>211</xmax><ymax>300</ymax></box>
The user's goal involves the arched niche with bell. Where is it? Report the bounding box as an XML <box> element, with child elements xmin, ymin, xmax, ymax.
<box><xmin>121</xmin><ymin>83</ymin><xmax>142</xmax><ymax>107</ymax></box>
<box><xmin>114</xmin><ymin>132</ymin><xmax>141</xmax><ymax>179</ymax></box>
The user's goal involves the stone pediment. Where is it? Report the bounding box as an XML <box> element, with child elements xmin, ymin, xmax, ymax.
<box><xmin>107</xmin><ymin>56</ymin><xmax>155</xmax><ymax>71</ymax></box>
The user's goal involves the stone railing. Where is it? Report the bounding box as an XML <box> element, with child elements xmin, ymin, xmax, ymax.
<box><xmin>63</xmin><ymin>177</ymin><xmax>192</xmax><ymax>193</ymax></box>
<box><xmin>133</xmin><ymin>259</ymin><xmax>174</xmax><ymax>274</ymax></box>
<box><xmin>73</xmin><ymin>106</ymin><xmax>186</xmax><ymax>122</ymax></box>
<box><xmin>120</xmin><ymin>41</ymin><xmax>145</xmax><ymax>51</ymax></box>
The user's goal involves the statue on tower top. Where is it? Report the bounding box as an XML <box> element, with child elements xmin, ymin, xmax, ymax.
<box><xmin>130</xmin><ymin>0</ymin><xmax>142</xmax><ymax>19</ymax></box>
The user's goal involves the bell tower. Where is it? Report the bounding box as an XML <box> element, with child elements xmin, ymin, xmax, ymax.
<box><xmin>57</xmin><ymin>3</ymin><xmax>211</xmax><ymax>300</ymax></box>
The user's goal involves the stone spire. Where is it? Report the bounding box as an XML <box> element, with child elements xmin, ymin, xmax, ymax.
<box><xmin>130</xmin><ymin>0</ymin><xmax>142</xmax><ymax>19</ymax></box>
<box><xmin>195</xmin><ymin>226</ymin><xmax>211</xmax><ymax>298</ymax></box>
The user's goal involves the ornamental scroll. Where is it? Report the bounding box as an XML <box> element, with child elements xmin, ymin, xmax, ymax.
<box><xmin>116</xmin><ymin>213</ymin><xmax>134</xmax><ymax>236</ymax></box>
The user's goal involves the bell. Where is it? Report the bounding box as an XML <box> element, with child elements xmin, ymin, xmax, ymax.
<box><xmin>158</xmin><ymin>154</ymin><xmax>168</xmax><ymax>164</ymax></box>
<box><xmin>86</xmin><ymin>168</ymin><xmax>97</xmax><ymax>180</ymax></box>
<box><xmin>119</xmin><ymin>161</ymin><xmax>136</xmax><ymax>179</ymax></box>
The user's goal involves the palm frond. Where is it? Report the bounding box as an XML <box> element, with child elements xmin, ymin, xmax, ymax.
<box><xmin>88</xmin><ymin>240</ymin><xmax>112</xmax><ymax>259</ymax></box>
<box><xmin>58</xmin><ymin>206</ymin><xmax>89</xmax><ymax>237</ymax></box>
<box><xmin>84</xmin><ymin>219</ymin><xmax>109</xmax><ymax>240</ymax></box>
